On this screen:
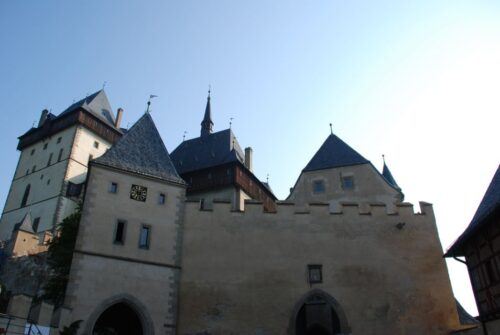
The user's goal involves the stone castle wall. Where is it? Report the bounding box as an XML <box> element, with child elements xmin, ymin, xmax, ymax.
<box><xmin>178</xmin><ymin>199</ymin><xmax>461</xmax><ymax>335</ymax></box>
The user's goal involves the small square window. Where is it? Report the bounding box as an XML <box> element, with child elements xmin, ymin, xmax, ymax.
<box><xmin>30</xmin><ymin>149</ymin><xmax>35</xmax><ymax>156</ymax></box>
<box><xmin>313</xmin><ymin>180</ymin><xmax>325</xmax><ymax>194</ymax></box>
<box><xmin>43</xmin><ymin>143</ymin><xmax>48</xmax><ymax>150</ymax></box>
<box><xmin>109</xmin><ymin>182</ymin><xmax>118</xmax><ymax>194</ymax></box>
<box><xmin>33</xmin><ymin>217</ymin><xmax>40</xmax><ymax>232</ymax></box>
<box><xmin>342</xmin><ymin>176</ymin><xmax>354</xmax><ymax>190</ymax></box>
<box><xmin>139</xmin><ymin>225</ymin><xmax>151</xmax><ymax>249</ymax></box>
<box><xmin>114</xmin><ymin>220</ymin><xmax>126</xmax><ymax>244</ymax></box>
<box><xmin>94</xmin><ymin>141</ymin><xmax>99</xmax><ymax>149</ymax></box>
<box><xmin>158</xmin><ymin>193</ymin><xmax>166</xmax><ymax>205</ymax></box>
<box><xmin>57</xmin><ymin>137</ymin><xmax>62</xmax><ymax>144</ymax></box>
<box><xmin>308</xmin><ymin>264</ymin><xmax>323</xmax><ymax>284</ymax></box>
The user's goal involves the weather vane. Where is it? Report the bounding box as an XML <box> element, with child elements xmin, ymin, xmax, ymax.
<box><xmin>146</xmin><ymin>95</ymin><xmax>158</xmax><ymax>113</ymax></box>
<box><xmin>329</xmin><ymin>123</ymin><xmax>333</xmax><ymax>135</ymax></box>
<box><xmin>183</xmin><ymin>131</ymin><xmax>187</xmax><ymax>141</ymax></box>
<box><xmin>266</xmin><ymin>173</ymin><xmax>269</xmax><ymax>183</ymax></box>
<box><xmin>229</xmin><ymin>117</ymin><xmax>234</xmax><ymax>129</ymax></box>
<box><xmin>102</xmin><ymin>81</ymin><xmax>107</xmax><ymax>90</ymax></box>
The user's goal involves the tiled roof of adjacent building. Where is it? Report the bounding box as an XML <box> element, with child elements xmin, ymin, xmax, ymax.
<box><xmin>170</xmin><ymin>129</ymin><xmax>245</xmax><ymax>174</ymax></box>
<box><xmin>446</xmin><ymin>165</ymin><xmax>500</xmax><ymax>256</ymax></box>
<box><xmin>93</xmin><ymin>113</ymin><xmax>184</xmax><ymax>184</ymax></box>
<box><xmin>303</xmin><ymin>134</ymin><xmax>369</xmax><ymax>172</ymax></box>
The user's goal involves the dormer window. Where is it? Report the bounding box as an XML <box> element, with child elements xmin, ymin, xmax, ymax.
<box><xmin>312</xmin><ymin>180</ymin><xmax>325</xmax><ymax>194</ymax></box>
<box><xmin>341</xmin><ymin>176</ymin><xmax>354</xmax><ymax>190</ymax></box>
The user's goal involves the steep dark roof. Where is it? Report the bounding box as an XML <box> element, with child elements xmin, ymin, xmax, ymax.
<box><xmin>13</xmin><ymin>213</ymin><xmax>34</xmax><ymax>233</ymax></box>
<box><xmin>446</xmin><ymin>165</ymin><xmax>500</xmax><ymax>256</ymax></box>
<box><xmin>60</xmin><ymin>90</ymin><xmax>116</xmax><ymax>128</ymax></box>
<box><xmin>171</xmin><ymin>129</ymin><xmax>245</xmax><ymax>174</ymax></box>
<box><xmin>303</xmin><ymin>134</ymin><xmax>369</xmax><ymax>172</ymax></box>
<box><xmin>93</xmin><ymin>113</ymin><xmax>184</xmax><ymax>184</ymax></box>
<box><xmin>382</xmin><ymin>162</ymin><xmax>401</xmax><ymax>190</ymax></box>
<box><xmin>455</xmin><ymin>299</ymin><xmax>479</xmax><ymax>326</ymax></box>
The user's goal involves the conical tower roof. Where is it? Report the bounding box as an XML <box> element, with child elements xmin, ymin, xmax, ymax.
<box><xmin>303</xmin><ymin>134</ymin><xmax>369</xmax><ymax>172</ymax></box>
<box><xmin>94</xmin><ymin>113</ymin><xmax>184</xmax><ymax>184</ymax></box>
<box><xmin>382</xmin><ymin>160</ymin><xmax>401</xmax><ymax>190</ymax></box>
<box><xmin>14</xmin><ymin>212</ymin><xmax>35</xmax><ymax>233</ymax></box>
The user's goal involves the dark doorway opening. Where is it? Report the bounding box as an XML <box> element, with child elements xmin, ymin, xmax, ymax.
<box><xmin>295</xmin><ymin>295</ymin><xmax>341</xmax><ymax>335</ymax></box>
<box><xmin>93</xmin><ymin>303</ymin><xmax>143</xmax><ymax>335</ymax></box>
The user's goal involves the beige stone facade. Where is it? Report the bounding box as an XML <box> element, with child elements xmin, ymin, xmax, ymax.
<box><xmin>65</xmin><ymin>164</ymin><xmax>186</xmax><ymax>335</ymax></box>
<box><xmin>0</xmin><ymin>124</ymin><xmax>112</xmax><ymax>241</ymax></box>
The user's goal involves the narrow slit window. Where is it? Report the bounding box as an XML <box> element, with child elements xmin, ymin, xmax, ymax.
<box><xmin>47</xmin><ymin>153</ymin><xmax>53</xmax><ymax>166</ymax></box>
<box><xmin>114</xmin><ymin>220</ymin><xmax>126</xmax><ymax>244</ymax></box>
<box><xmin>43</xmin><ymin>143</ymin><xmax>48</xmax><ymax>150</ymax></box>
<box><xmin>109</xmin><ymin>182</ymin><xmax>118</xmax><ymax>194</ymax></box>
<box><xmin>57</xmin><ymin>137</ymin><xmax>62</xmax><ymax>144</ymax></box>
<box><xmin>57</xmin><ymin>148</ymin><xmax>63</xmax><ymax>162</ymax></box>
<box><xmin>139</xmin><ymin>225</ymin><xmax>151</xmax><ymax>249</ymax></box>
<box><xmin>158</xmin><ymin>193</ymin><xmax>166</xmax><ymax>205</ymax></box>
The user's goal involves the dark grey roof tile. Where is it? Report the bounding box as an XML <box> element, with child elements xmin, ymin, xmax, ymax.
<box><xmin>93</xmin><ymin>113</ymin><xmax>184</xmax><ymax>184</ymax></box>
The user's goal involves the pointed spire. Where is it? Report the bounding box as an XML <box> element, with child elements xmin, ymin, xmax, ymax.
<box><xmin>201</xmin><ymin>88</ymin><xmax>214</xmax><ymax>137</ymax></box>
<box><xmin>382</xmin><ymin>155</ymin><xmax>401</xmax><ymax>190</ymax></box>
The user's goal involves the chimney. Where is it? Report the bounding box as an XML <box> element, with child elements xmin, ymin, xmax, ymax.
<box><xmin>115</xmin><ymin>108</ymin><xmax>123</xmax><ymax>128</ymax></box>
<box><xmin>38</xmin><ymin>109</ymin><xmax>49</xmax><ymax>127</ymax></box>
<box><xmin>244</xmin><ymin>147</ymin><xmax>253</xmax><ymax>172</ymax></box>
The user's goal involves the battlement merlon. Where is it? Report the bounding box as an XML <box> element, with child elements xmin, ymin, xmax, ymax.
<box><xmin>185</xmin><ymin>198</ymin><xmax>435</xmax><ymax>220</ymax></box>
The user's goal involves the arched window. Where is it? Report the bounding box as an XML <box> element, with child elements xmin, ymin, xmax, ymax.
<box><xmin>21</xmin><ymin>184</ymin><xmax>31</xmax><ymax>207</ymax></box>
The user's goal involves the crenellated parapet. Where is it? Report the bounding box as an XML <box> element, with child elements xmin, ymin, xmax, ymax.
<box><xmin>185</xmin><ymin>198</ymin><xmax>435</xmax><ymax>222</ymax></box>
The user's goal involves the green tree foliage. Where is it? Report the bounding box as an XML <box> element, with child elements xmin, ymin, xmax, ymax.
<box><xmin>43</xmin><ymin>205</ymin><xmax>81</xmax><ymax>305</ymax></box>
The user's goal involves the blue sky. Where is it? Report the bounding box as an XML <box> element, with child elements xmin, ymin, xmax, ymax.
<box><xmin>1</xmin><ymin>1</ymin><xmax>499</xmax><ymax>315</ymax></box>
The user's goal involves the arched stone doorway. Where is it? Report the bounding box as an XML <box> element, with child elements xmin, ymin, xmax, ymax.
<box><xmin>290</xmin><ymin>289</ymin><xmax>350</xmax><ymax>335</ymax></box>
<box><xmin>84</xmin><ymin>294</ymin><xmax>155</xmax><ymax>335</ymax></box>
<box><xmin>93</xmin><ymin>303</ymin><xmax>143</xmax><ymax>335</ymax></box>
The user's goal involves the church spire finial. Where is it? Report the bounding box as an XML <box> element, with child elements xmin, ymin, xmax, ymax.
<box><xmin>329</xmin><ymin>123</ymin><xmax>333</xmax><ymax>135</ymax></box>
<box><xmin>200</xmin><ymin>87</ymin><xmax>214</xmax><ymax>137</ymax></box>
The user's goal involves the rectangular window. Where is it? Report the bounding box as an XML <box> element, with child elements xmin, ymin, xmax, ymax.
<box><xmin>114</xmin><ymin>220</ymin><xmax>126</xmax><ymax>244</ymax></box>
<box><xmin>33</xmin><ymin>217</ymin><xmax>40</xmax><ymax>232</ymax></box>
<box><xmin>26</xmin><ymin>169</ymin><xmax>29</xmax><ymax>176</ymax></box>
<box><xmin>158</xmin><ymin>193</ymin><xmax>166</xmax><ymax>205</ymax></box>
<box><xmin>57</xmin><ymin>148</ymin><xmax>63</xmax><ymax>162</ymax></box>
<box><xmin>139</xmin><ymin>225</ymin><xmax>151</xmax><ymax>249</ymax></box>
<box><xmin>342</xmin><ymin>176</ymin><xmax>354</xmax><ymax>190</ymax></box>
<box><xmin>32</xmin><ymin>165</ymin><xmax>36</xmax><ymax>173</ymax></box>
<box><xmin>47</xmin><ymin>153</ymin><xmax>53</xmax><ymax>166</ymax></box>
<box><xmin>57</xmin><ymin>137</ymin><xmax>62</xmax><ymax>144</ymax></box>
<box><xmin>308</xmin><ymin>264</ymin><xmax>323</xmax><ymax>284</ymax></box>
<box><xmin>313</xmin><ymin>180</ymin><xmax>325</xmax><ymax>194</ymax></box>
<box><xmin>94</xmin><ymin>141</ymin><xmax>99</xmax><ymax>149</ymax></box>
<box><xmin>109</xmin><ymin>182</ymin><xmax>118</xmax><ymax>194</ymax></box>
<box><xmin>43</xmin><ymin>143</ymin><xmax>48</xmax><ymax>150</ymax></box>
<box><xmin>30</xmin><ymin>149</ymin><xmax>35</xmax><ymax>156</ymax></box>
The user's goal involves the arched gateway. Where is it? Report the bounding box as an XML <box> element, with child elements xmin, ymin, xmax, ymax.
<box><xmin>84</xmin><ymin>294</ymin><xmax>155</xmax><ymax>335</ymax></box>
<box><xmin>290</xmin><ymin>289</ymin><xmax>351</xmax><ymax>335</ymax></box>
